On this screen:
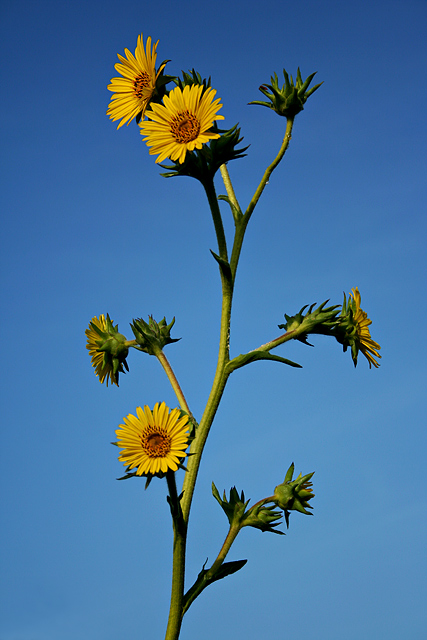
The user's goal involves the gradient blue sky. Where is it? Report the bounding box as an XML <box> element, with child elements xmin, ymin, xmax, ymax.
<box><xmin>1</xmin><ymin>1</ymin><xmax>426</xmax><ymax>639</ymax></box>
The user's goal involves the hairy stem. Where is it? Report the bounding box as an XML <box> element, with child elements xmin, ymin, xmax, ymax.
<box><xmin>156</xmin><ymin>351</ymin><xmax>192</xmax><ymax>416</ymax></box>
<box><xmin>219</xmin><ymin>164</ymin><xmax>242</xmax><ymax>218</ymax></box>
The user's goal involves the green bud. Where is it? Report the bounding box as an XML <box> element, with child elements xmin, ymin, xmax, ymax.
<box><xmin>249</xmin><ymin>68</ymin><xmax>323</xmax><ymax>118</ymax></box>
<box><xmin>212</xmin><ymin>483</ymin><xmax>285</xmax><ymax>534</ymax></box>
<box><xmin>212</xmin><ymin>483</ymin><xmax>249</xmax><ymax>527</ymax></box>
<box><xmin>131</xmin><ymin>316</ymin><xmax>180</xmax><ymax>356</ymax></box>
<box><xmin>243</xmin><ymin>503</ymin><xmax>285</xmax><ymax>535</ymax></box>
<box><xmin>273</xmin><ymin>463</ymin><xmax>315</xmax><ymax>528</ymax></box>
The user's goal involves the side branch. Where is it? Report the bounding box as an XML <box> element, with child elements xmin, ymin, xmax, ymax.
<box><xmin>245</xmin><ymin>116</ymin><xmax>294</xmax><ymax>223</ymax></box>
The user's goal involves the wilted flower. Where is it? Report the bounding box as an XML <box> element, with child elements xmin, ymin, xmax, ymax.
<box><xmin>335</xmin><ymin>287</ymin><xmax>381</xmax><ymax>368</ymax></box>
<box><xmin>85</xmin><ymin>314</ymin><xmax>129</xmax><ymax>386</ymax></box>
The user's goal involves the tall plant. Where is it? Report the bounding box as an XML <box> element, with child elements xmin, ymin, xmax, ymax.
<box><xmin>86</xmin><ymin>34</ymin><xmax>381</xmax><ymax>640</ymax></box>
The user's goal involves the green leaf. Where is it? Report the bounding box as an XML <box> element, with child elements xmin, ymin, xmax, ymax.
<box><xmin>182</xmin><ymin>558</ymin><xmax>247</xmax><ymax>614</ymax></box>
<box><xmin>228</xmin><ymin>350</ymin><xmax>302</xmax><ymax>371</ymax></box>
<box><xmin>217</xmin><ymin>194</ymin><xmax>243</xmax><ymax>224</ymax></box>
<box><xmin>210</xmin><ymin>250</ymin><xmax>232</xmax><ymax>284</ymax></box>
<box><xmin>208</xmin><ymin>559</ymin><xmax>247</xmax><ymax>585</ymax></box>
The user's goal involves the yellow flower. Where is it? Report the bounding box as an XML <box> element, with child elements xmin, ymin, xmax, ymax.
<box><xmin>107</xmin><ymin>34</ymin><xmax>164</xmax><ymax>129</ymax></box>
<box><xmin>139</xmin><ymin>84</ymin><xmax>224</xmax><ymax>163</ymax></box>
<box><xmin>115</xmin><ymin>402</ymin><xmax>190</xmax><ymax>476</ymax></box>
<box><xmin>85</xmin><ymin>314</ymin><xmax>129</xmax><ymax>386</ymax></box>
<box><xmin>349</xmin><ymin>287</ymin><xmax>381</xmax><ymax>368</ymax></box>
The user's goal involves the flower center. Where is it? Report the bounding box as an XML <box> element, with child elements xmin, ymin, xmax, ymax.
<box><xmin>133</xmin><ymin>73</ymin><xmax>151</xmax><ymax>99</ymax></box>
<box><xmin>170</xmin><ymin>111</ymin><xmax>201</xmax><ymax>144</ymax></box>
<box><xmin>141</xmin><ymin>426</ymin><xmax>171</xmax><ymax>458</ymax></box>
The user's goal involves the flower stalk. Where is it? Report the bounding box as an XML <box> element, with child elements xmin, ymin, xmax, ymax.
<box><xmin>156</xmin><ymin>351</ymin><xmax>191</xmax><ymax>416</ymax></box>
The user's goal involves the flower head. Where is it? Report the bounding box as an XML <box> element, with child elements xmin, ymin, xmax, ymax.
<box><xmin>85</xmin><ymin>314</ymin><xmax>129</xmax><ymax>386</ymax></box>
<box><xmin>336</xmin><ymin>287</ymin><xmax>381</xmax><ymax>368</ymax></box>
<box><xmin>115</xmin><ymin>402</ymin><xmax>190</xmax><ymax>476</ymax></box>
<box><xmin>107</xmin><ymin>34</ymin><xmax>165</xmax><ymax>129</ymax></box>
<box><xmin>139</xmin><ymin>84</ymin><xmax>224</xmax><ymax>164</ymax></box>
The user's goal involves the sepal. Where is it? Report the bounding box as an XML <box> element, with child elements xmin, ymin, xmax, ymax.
<box><xmin>278</xmin><ymin>300</ymin><xmax>341</xmax><ymax>345</ymax></box>
<box><xmin>174</xmin><ymin>68</ymin><xmax>212</xmax><ymax>93</ymax></box>
<box><xmin>159</xmin><ymin>124</ymin><xmax>248</xmax><ymax>184</ymax></box>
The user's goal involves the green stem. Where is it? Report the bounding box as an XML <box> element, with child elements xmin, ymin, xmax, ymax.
<box><xmin>182</xmin><ymin>523</ymin><xmax>241</xmax><ymax>616</ymax></box>
<box><xmin>165</xmin><ymin>471</ymin><xmax>187</xmax><ymax>640</ymax></box>
<box><xmin>230</xmin><ymin>117</ymin><xmax>294</xmax><ymax>280</ymax></box>
<box><xmin>203</xmin><ymin>177</ymin><xmax>228</xmax><ymax>261</ymax></box>
<box><xmin>180</xmin><ymin>178</ymin><xmax>234</xmax><ymax>522</ymax></box>
<box><xmin>156</xmin><ymin>351</ymin><xmax>192</xmax><ymax>416</ymax></box>
<box><xmin>219</xmin><ymin>164</ymin><xmax>242</xmax><ymax>218</ymax></box>
<box><xmin>245</xmin><ymin>116</ymin><xmax>294</xmax><ymax>222</ymax></box>
<box><xmin>165</xmin><ymin>120</ymin><xmax>297</xmax><ymax>639</ymax></box>
<box><xmin>205</xmin><ymin>524</ymin><xmax>240</xmax><ymax>579</ymax></box>
<box><xmin>180</xmin><ymin>281</ymin><xmax>233</xmax><ymax>523</ymax></box>
<box><xmin>249</xmin><ymin>329</ymin><xmax>298</xmax><ymax>353</ymax></box>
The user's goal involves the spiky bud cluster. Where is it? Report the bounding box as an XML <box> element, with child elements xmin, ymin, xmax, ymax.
<box><xmin>131</xmin><ymin>316</ymin><xmax>179</xmax><ymax>355</ymax></box>
<box><xmin>273</xmin><ymin>463</ymin><xmax>315</xmax><ymax>528</ymax></box>
<box><xmin>212</xmin><ymin>484</ymin><xmax>284</xmax><ymax>534</ymax></box>
<box><xmin>249</xmin><ymin>68</ymin><xmax>323</xmax><ymax>118</ymax></box>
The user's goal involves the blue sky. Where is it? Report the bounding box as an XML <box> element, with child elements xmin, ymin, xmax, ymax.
<box><xmin>1</xmin><ymin>0</ymin><xmax>426</xmax><ymax>639</ymax></box>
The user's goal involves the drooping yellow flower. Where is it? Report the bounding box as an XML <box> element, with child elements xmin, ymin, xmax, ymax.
<box><xmin>85</xmin><ymin>314</ymin><xmax>129</xmax><ymax>386</ymax></box>
<box><xmin>139</xmin><ymin>84</ymin><xmax>224</xmax><ymax>163</ymax></box>
<box><xmin>107</xmin><ymin>34</ymin><xmax>164</xmax><ymax>129</ymax></box>
<box><xmin>115</xmin><ymin>402</ymin><xmax>190</xmax><ymax>476</ymax></box>
<box><xmin>349</xmin><ymin>287</ymin><xmax>381</xmax><ymax>368</ymax></box>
